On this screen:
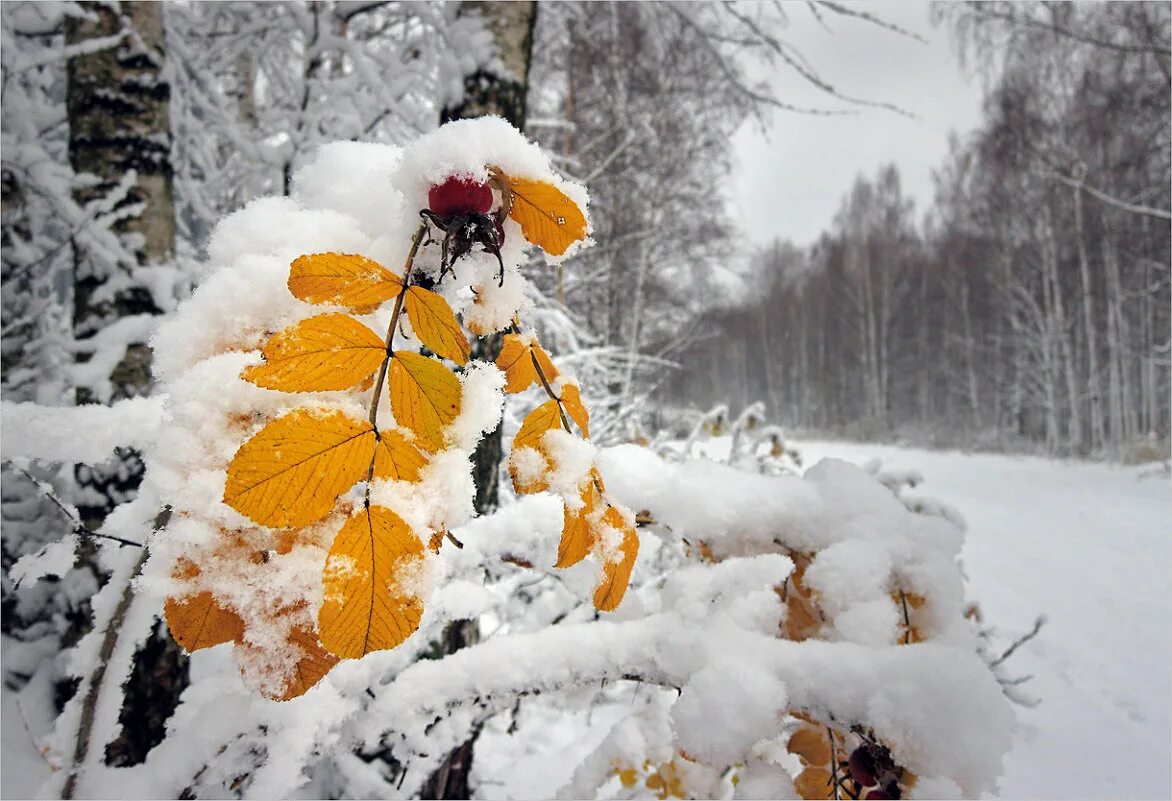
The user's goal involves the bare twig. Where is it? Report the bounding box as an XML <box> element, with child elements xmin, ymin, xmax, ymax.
<box><xmin>990</xmin><ymin>615</ymin><xmax>1045</xmax><ymax>668</ymax></box>
<box><xmin>5</xmin><ymin>462</ymin><xmax>143</xmax><ymax>548</ymax></box>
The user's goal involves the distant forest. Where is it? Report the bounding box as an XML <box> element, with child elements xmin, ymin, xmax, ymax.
<box><xmin>664</xmin><ymin>3</ymin><xmax>1171</xmax><ymax>459</ymax></box>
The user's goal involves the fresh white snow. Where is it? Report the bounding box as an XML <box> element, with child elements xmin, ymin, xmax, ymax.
<box><xmin>474</xmin><ymin>439</ymin><xmax>1172</xmax><ymax>800</ymax></box>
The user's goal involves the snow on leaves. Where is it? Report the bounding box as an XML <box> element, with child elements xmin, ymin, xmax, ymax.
<box><xmin>164</xmin><ymin>143</ymin><xmax>615</xmax><ymax>702</ymax></box>
<box><xmin>501</xmin><ymin>330</ymin><xmax>639</xmax><ymax>611</ymax></box>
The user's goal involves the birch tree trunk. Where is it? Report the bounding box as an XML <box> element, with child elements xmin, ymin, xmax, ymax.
<box><xmin>65</xmin><ymin>0</ymin><xmax>185</xmax><ymax>770</ymax></box>
<box><xmin>1072</xmin><ymin>169</ymin><xmax>1104</xmax><ymax>450</ymax></box>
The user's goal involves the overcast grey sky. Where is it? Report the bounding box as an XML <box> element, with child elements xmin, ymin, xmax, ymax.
<box><xmin>730</xmin><ymin>1</ymin><xmax>987</xmax><ymax>248</ymax></box>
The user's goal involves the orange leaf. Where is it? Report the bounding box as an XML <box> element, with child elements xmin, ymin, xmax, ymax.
<box><xmin>318</xmin><ymin>505</ymin><xmax>425</xmax><ymax>658</ymax></box>
<box><xmin>405</xmin><ymin>286</ymin><xmax>469</xmax><ymax>365</ymax></box>
<box><xmin>288</xmin><ymin>253</ymin><xmax>402</xmax><ymax>312</ymax></box>
<box><xmin>508</xmin><ymin>400</ymin><xmax>563</xmax><ymax>495</ymax></box>
<box><xmin>388</xmin><ymin>351</ymin><xmax>461</xmax><ymax>452</ymax></box>
<box><xmin>593</xmin><ymin>507</ymin><xmax>639</xmax><ymax>612</ymax></box>
<box><xmin>560</xmin><ymin>383</ymin><xmax>589</xmax><ymax>439</ymax></box>
<box><xmin>271</xmin><ymin>625</ymin><xmax>342</xmax><ymax>701</ymax></box>
<box><xmin>514</xmin><ymin>399</ymin><xmax>564</xmax><ymax>451</ymax></box>
<box><xmin>507</xmin><ymin>178</ymin><xmax>588</xmax><ymax>256</ymax></box>
<box><xmin>787</xmin><ymin>727</ymin><xmax>831</xmax><ymax>766</ymax></box>
<box><xmin>223</xmin><ymin>409</ymin><xmax>375</xmax><ymax>528</ymax></box>
<box><xmin>495</xmin><ymin>334</ymin><xmax>538</xmax><ymax>393</ymax></box>
<box><xmin>373</xmin><ymin>429</ymin><xmax>428</xmax><ymax>482</ymax></box>
<box><xmin>241</xmin><ymin>313</ymin><xmax>386</xmax><ymax>392</ymax></box>
<box><xmin>164</xmin><ymin>592</ymin><xmax>244</xmax><ymax>652</ymax></box>
<box><xmin>556</xmin><ymin>484</ymin><xmax>598</xmax><ymax>568</ymax></box>
<box><xmin>794</xmin><ymin>768</ymin><xmax>835</xmax><ymax>800</ymax></box>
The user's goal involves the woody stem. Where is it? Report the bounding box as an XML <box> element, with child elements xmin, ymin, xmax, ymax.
<box><xmin>368</xmin><ymin>222</ymin><xmax>425</xmax><ymax>429</ymax></box>
<box><xmin>510</xmin><ymin>321</ymin><xmax>573</xmax><ymax>433</ymax></box>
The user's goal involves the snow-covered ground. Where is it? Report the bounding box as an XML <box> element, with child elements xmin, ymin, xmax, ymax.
<box><xmin>5</xmin><ymin>441</ymin><xmax>1168</xmax><ymax>799</ymax></box>
<box><xmin>475</xmin><ymin>440</ymin><xmax>1172</xmax><ymax>800</ymax></box>
<box><xmin>798</xmin><ymin>441</ymin><xmax>1171</xmax><ymax>800</ymax></box>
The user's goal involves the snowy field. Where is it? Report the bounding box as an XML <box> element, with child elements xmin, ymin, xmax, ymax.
<box><xmin>475</xmin><ymin>440</ymin><xmax>1172</xmax><ymax>800</ymax></box>
<box><xmin>796</xmin><ymin>441</ymin><xmax>1171</xmax><ymax>800</ymax></box>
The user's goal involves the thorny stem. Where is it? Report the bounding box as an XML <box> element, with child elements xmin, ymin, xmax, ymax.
<box><xmin>364</xmin><ymin>222</ymin><xmax>427</xmax><ymax>497</ymax></box>
<box><xmin>368</xmin><ymin>222</ymin><xmax>427</xmax><ymax>428</ymax></box>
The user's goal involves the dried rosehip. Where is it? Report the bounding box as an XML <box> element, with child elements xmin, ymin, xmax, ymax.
<box><xmin>428</xmin><ymin>176</ymin><xmax>493</xmax><ymax>217</ymax></box>
<box><xmin>849</xmin><ymin>747</ymin><xmax>878</xmax><ymax>787</ymax></box>
<box><xmin>864</xmin><ymin>782</ymin><xmax>901</xmax><ymax>800</ymax></box>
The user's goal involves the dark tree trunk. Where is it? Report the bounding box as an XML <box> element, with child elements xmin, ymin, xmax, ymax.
<box><xmin>420</xmin><ymin>3</ymin><xmax>537</xmax><ymax>798</ymax></box>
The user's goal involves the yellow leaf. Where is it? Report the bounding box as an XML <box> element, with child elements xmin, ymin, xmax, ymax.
<box><xmin>224</xmin><ymin>409</ymin><xmax>375</xmax><ymax>528</ymax></box>
<box><xmin>508</xmin><ymin>178</ymin><xmax>588</xmax><ymax>256</ymax></box>
<box><xmin>164</xmin><ymin>592</ymin><xmax>244</xmax><ymax>652</ymax></box>
<box><xmin>373</xmin><ymin>429</ymin><xmax>427</xmax><ymax>482</ymax></box>
<box><xmin>556</xmin><ymin>488</ymin><xmax>596</xmax><ymax>568</ymax></box>
<box><xmin>288</xmin><ymin>253</ymin><xmax>402</xmax><ymax>312</ymax></box>
<box><xmin>514</xmin><ymin>399</ymin><xmax>564</xmax><ymax>451</ymax></box>
<box><xmin>405</xmin><ymin>286</ymin><xmax>469</xmax><ymax>365</ymax></box>
<box><xmin>495</xmin><ymin>334</ymin><xmax>538</xmax><ymax>393</ymax></box>
<box><xmin>318</xmin><ymin>506</ymin><xmax>425</xmax><ymax>658</ymax></box>
<box><xmin>593</xmin><ymin>508</ymin><xmax>639</xmax><ymax>612</ymax></box>
<box><xmin>560</xmin><ymin>383</ymin><xmax>590</xmax><ymax>439</ymax></box>
<box><xmin>794</xmin><ymin>768</ymin><xmax>834</xmax><ymax>800</ymax></box>
<box><xmin>787</xmin><ymin>727</ymin><xmax>831</xmax><ymax>766</ymax></box>
<box><xmin>270</xmin><ymin>625</ymin><xmax>341</xmax><ymax>701</ymax></box>
<box><xmin>241</xmin><ymin>313</ymin><xmax>386</xmax><ymax>392</ymax></box>
<box><xmin>388</xmin><ymin>351</ymin><xmax>461</xmax><ymax>452</ymax></box>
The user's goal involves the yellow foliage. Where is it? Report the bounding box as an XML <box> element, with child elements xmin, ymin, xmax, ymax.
<box><xmin>223</xmin><ymin>410</ymin><xmax>375</xmax><ymax>528</ymax></box>
<box><xmin>318</xmin><ymin>506</ymin><xmax>425</xmax><ymax>658</ymax></box>
<box><xmin>373</xmin><ymin>429</ymin><xmax>427</xmax><ymax>482</ymax></box>
<box><xmin>495</xmin><ymin>333</ymin><xmax>558</xmax><ymax>394</ymax></box>
<box><xmin>507</xmin><ymin>178</ymin><xmax>588</xmax><ymax>256</ymax></box>
<box><xmin>644</xmin><ymin>760</ymin><xmax>687</xmax><ymax>800</ymax></box>
<box><xmin>787</xmin><ymin>726</ymin><xmax>831</xmax><ymax>767</ymax></box>
<box><xmin>794</xmin><ymin>768</ymin><xmax>835</xmax><ymax>800</ymax></box>
<box><xmin>405</xmin><ymin>285</ymin><xmax>469</xmax><ymax>365</ymax></box>
<box><xmin>241</xmin><ymin>313</ymin><xmax>386</xmax><ymax>392</ymax></box>
<box><xmin>556</xmin><ymin>483</ymin><xmax>599</xmax><ymax>568</ymax></box>
<box><xmin>560</xmin><ymin>382</ymin><xmax>590</xmax><ymax>439</ymax></box>
<box><xmin>593</xmin><ymin>507</ymin><xmax>639</xmax><ymax>612</ymax></box>
<box><xmin>288</xmin><ymin>252</ymin><xmax>402</xmax><ymax>312</ymax></box>
<box><xmin>388</xmin><ymin>351</ymin><xmax>461</xmax><ymax>452</ymax></box>
<box><xmin>514</xmin><ymin>399</ymin><xmax>564</xmax><ymax>451</ymax></box>
<box><xmin>616</xmin><ymin>766</ymin><xmax>639</xmax><ymax>789</ymax></box>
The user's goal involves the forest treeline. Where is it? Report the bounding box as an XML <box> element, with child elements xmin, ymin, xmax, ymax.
<box><xmin>665</xmin><ymin>2</ymin><xmax>1171</xmax><ymax>459</ymax></box>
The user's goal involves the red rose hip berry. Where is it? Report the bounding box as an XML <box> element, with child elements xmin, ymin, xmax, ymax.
<box><xmin>428</xmin><ymin>176</ymin><xmax>493</xmax><ymax>217</ymax></box>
